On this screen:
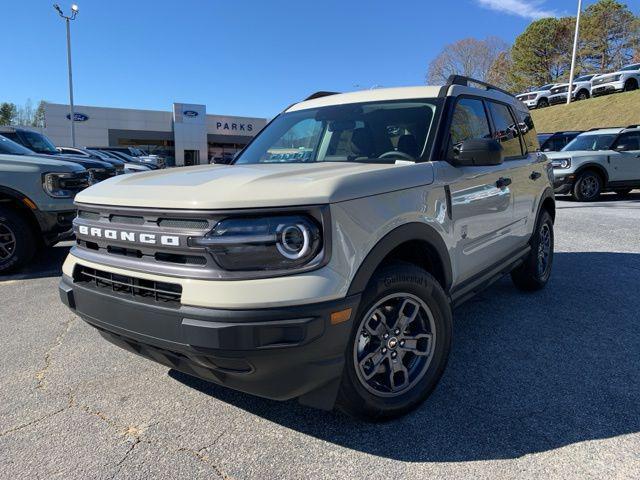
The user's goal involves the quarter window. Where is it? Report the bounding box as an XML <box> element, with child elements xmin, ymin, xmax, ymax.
<box><xmin>613</xmin><ymin>132</ymin><xmax>640</xmax><ymax>151</ymax></box>
<box><xmin>487</xmin><ymin>102</ymin><xmax>524</xmax><ymax>158</ymax></box>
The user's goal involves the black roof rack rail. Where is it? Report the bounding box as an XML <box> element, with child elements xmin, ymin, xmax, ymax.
<box><xmin>445</xmin><ymin>75</ymin><xmax>515</xmax><ymax>98</ymax></box>
<box><xmin>304</xmin><ymin>91</ymin><xmax>340</xmax><ymax>101</ymax></box>
<box><xmin>625</xmin><ymin>124</ymin><xmax>640</xmax><ymax>129</ymax></box>
<box><xmin>587</xmin><ymin>126</ymin><xmax>624</xmax><ymax>131</ymax></box>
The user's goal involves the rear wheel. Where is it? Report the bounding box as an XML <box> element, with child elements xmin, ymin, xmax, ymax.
<box><xmin>337</xmin><ymin>263</ymin><xmax>452</xmax><ymax>421</ymax></box>
<box><xmin>624</xmin><ymin>79</ymin><xmax>638</xmax><ymax>92</ymax></box>
<box><xmin>511</xmin><ymin>210</ymin><xmax>554</xmax><ymax>291</ymax></box>
<box><xmin>0</xmin><ymin>206</ymin><xmax>36</xmax><ymax>274</ymax></box>
<box><xmin>537</xmin><ymin>98</ymin><xmax>549</xmax><ymax>108</ymax></box>
<box><xmin>573</xmin><ymin>170</ymin><xmax>602</xmax><ymax>201</ymax></box>
<box><xmin>576</xmin><ymin>89</ymin><xmax>590</xmax><ymax>100</ymax></box>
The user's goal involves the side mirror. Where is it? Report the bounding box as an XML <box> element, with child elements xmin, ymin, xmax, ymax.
<box><xmin>452</xmin><ymin>139</ymin><xmax>504</xmax><ymax>166</ymax></box>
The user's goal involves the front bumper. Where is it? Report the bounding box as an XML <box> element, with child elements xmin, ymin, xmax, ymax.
<box><xmin>59</xmin><ymin>274</ymin><xmax>360</xmax><ymax>408</ymax></box>
<box><xmin>553</xmin><ymin>173</ymin><xmax>575</xmax><ymax>194</ymax></box>
<box><xmin>591</xmin><ymin>81</ymin><xmax>624</xmax><ymax>97</ymax></box>
<box><xmin>35</xmin><ymin>209</ymin><xmax>76</xmax><ymax>245</ymax></box>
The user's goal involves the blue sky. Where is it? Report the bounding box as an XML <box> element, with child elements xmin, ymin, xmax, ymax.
<box><xmin>3</xmin><ymin>0</ymin><xmax>634</xmax><ymax>118</ymax></box>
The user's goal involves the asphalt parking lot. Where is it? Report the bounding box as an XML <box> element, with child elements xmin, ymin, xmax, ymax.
<box><xmin>1</xmin><ymin>193</ymin><xmax>639</xmax><ymax>480</ymax></box>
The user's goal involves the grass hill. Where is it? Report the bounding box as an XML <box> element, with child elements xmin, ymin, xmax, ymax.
<box><xmin>530</xmin><ymin>90</ymin><xmax>640</xmax><ymax>133</ymax></box>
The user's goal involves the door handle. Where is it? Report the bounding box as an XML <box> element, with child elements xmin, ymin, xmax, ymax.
<box><xmin>530</xmin><ymin>171</ymin><xmax>542</xmax><ymax>180</ymax></box>
<box><xmin>496</xmin><ymin>177</ymin><xmax>512</xmax><ymax>188</ymax></box>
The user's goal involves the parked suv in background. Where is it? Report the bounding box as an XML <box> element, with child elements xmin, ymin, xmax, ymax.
<box><xmin>89</xmin><ymin>146</ymin><xmax>166</xmax><ymax>168</ymax></box>
<box><xmin>57</xmin><ymin>147</ymin><xmax>126</xmax><ymax>175</ymax></box>
<box><xmin>0</xmin><ymin>127</ymin><xmax>117</xmax><ymax>183</ymax></box>
<box><xmin>0</xmin><ymin>136</ymin><xmax>90</xmax><ymax>273</ymax></box>
<box><xmin>591</xmin><ymin>63</ymin><xmax>640</xmax><ymax>97</ymax></box>
<box><xmin>88</xmin><ymin>149</ymin><xmax>153</xmax><ymax>173</ymax></box>
<box><xmin>538</xmin><ymin>131</ymin><xmax>583</xmax><ymax>152</ymax></box>
<box><xmin>548</xmin><ymin>74</ymin><xmax>596</xmax><ymax>104</ymax></box>
<box><xmin>516</xmin><ymin>83</ymin><xmax>556</xmax><ymax>109</ymax></box>
<box><xmin>59</xmin><ymin>76</ymin><xmax>555</xmax><ymax>420</ymax></box>
<box><xmin>547</xmin><ymin>126</ymin><xmax>640</xmax><ymax>201</ymax></box>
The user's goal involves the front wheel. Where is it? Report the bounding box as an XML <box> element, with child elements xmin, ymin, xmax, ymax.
<box><xmin>537</xmin><ymin>98</ymin><xmax>549</xmax><ymax>108</ymax></box>
<box><xmin>336</xmin><ymin>263</ymin><xmax>452</xmax><ymax>421</ymax></box>
<box><xmin>576</xmin><ymin>90</ymin><xmax>590</xmax><ymax>101</ymax></box>
<box><xmin>511</xmin><ymin>211</ymin><xmax>554</xmax><ymax>291</ymax></box>
<box><xmin>573</xmin><ymin>170</ymin><xmax>602</xmax><ymax>201</ymax></box>
<box><xmin>0</xmin><ymin>206</ymin><xmax>36</xmax><ymax>274</ymax></box>
<box><xmin>624</xmin><ymin>79</ymin><xmax>638</xmax><ymax>92</ymax></box>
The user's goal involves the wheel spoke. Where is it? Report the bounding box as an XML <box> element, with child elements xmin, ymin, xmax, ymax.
<box><xmin>388</xmin><ymin>356</ymin><xmax>409</xmax><ymax>391</ymax></box>
<box><xmin>364</xmin><ymin>309</ymin><xmax>388</xmax><ymax>337</ymax></box>
<box><xmin>359</xmin><ymin>350</ymin><xmax>386</xmax><ymax>380</ymax></box>
<box><xmin>396</xmin><ymin>298</ymin><xmax>420</xmax><ymax>331</ymax></box>
<box><xmin>401</xmin><ymin>333</ymin><xmax>433</xmax><ymax>356</ymax></box>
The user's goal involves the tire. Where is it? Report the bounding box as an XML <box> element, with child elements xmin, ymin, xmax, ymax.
<box><xmin>336</xmin><ymin>262</ymin><xmax>452</xmax><ymax>421</ymax></box>
<box><xmin>511</xmin><ymin>210</ymin><xmax>554</xmax><ymax>292</ymax></box>
<box><xmin>537</xmin><ymin>98</ymin><xmax>549</xmax><ymax>108</ymax></box>
<box><xmin>0</xmin><ymin>206</ymin><xmax>36</xmax><ymax>274</ymax></box>
<box><xmin>576</xmin><ymin>90</ymin><xmax>590</xmax><ymax>101</ymax></box>
<box><xmin>624</xmin><ymin>79</ymin><xmax>638</xmax><ymax>92</ymax></box>
<box><xmin>572</xmin><ymin>170</ymin><xmax>602</xmax><ymax>201</ymax></box>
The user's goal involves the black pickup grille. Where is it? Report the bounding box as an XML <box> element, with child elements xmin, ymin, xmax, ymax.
<box><xmin>73</xmin><ymin>265</ymin><xmax>182</xmax><ymax>304</ymax></box>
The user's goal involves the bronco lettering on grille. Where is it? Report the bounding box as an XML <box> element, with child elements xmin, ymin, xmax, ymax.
<box><xmin>77</xmin><ymin>225</ymin><xmax>180</xmax><ymax>246</ymax></box>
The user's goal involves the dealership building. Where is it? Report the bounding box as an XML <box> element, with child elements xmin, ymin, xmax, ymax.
<box><xmin>43</xmin><ymin>102</ymin><xmax>267</xmax><ymax>166</ymax></box>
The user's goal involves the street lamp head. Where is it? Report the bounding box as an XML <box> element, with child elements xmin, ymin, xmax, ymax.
<box><xmin>71</xmin><ymin>4</ymin><xmax>79</xmax><ymax>12</ymax></box>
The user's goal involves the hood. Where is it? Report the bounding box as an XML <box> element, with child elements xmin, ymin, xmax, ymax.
<box><xmin>0</xmin><ymin>153</ymin><xmax>85</xmax><ymax>172</ymax></box>
<box><xmin>76</xmin><ymin>161</ymin><xmax>435</xmax><ymax>209</ymax></box>
<box><xmin>46</xmin><ymin>153</ymin><xmax>114</xmax><ymax>170</ymax></box>
<box><xmin>545</xmin><ymin>150</ymin><xmax>605</xmax><ymax>161</ymax></box>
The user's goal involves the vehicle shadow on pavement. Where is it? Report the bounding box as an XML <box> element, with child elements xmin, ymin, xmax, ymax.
<box><xmin>557</xmin><ymin>191</ymin><xmax>640</xmax><ymax>205</ymax></box>
<box><xmin>0</xmin><ymin>242</ymin><xmax>72</xmax><ymax>282</ymax></box>
<box><xmin>170</xmin><ymin>250</ymin><xmax>640</xmax><ymax>462</ymax></box>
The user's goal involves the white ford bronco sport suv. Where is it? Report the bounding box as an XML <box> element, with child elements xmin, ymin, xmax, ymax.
<box><xmin>547</xmin><ymin>126</ymin><xmax>640</xmax><ymax>201</ymax></box>
<box><xmin>59</xmin><ymin>76</ymin><xmax>556</xmax><ymax>419</ymax></box>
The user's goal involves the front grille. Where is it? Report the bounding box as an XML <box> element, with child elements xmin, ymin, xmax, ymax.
<box><xmin>74</xmin><ymin>265</ymin><xmax>182</xmax><ymax>304</ymax></box>
<box><xmin>110</xmin><ymin>214</ymin><xmax>145</xmax><ymax>225</ymax></box>
<box><xmin>89</xmin><ymin>168</ymin><xmax>116</xmax><ymax>183</ymax></box>
<box><xmin>78</xmin><ymin>210</ymin><xmax>100</xmax><ymax>220</ymax></box>
<box><xmin>158</xmin><ymin>218</ymin><xmax>210</xmax><ymax>229</ymax></box>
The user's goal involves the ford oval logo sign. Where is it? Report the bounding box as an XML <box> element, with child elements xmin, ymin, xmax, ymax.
<box><xmin>183</xmin><ymin>110</ymin><xmax>199</xmax><ymax>117</ymax></box>
<box><xmin>66</xmin><ymin>113</ymin><xmax>89</xmax><ymax>122</ymax></box>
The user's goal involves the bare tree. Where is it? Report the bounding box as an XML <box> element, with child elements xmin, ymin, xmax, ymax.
<box><xmin>427</xmin><ymin>37</ymin><xmax>509</xmax><ymax>85</ymax></box>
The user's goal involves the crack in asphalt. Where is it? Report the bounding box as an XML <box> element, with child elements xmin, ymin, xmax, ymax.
<box><xmin>35</xmin><ymin>314</ymin><xmax>76</xmax><ymax>390</ymax></box>
<box><xmin>0</xmin><ymin>407</ymin><xmax>67</xmax><ymax>437</ymax></box>
<box><xmin>175</xmin><ymin>429</ymin><xmax>232</xmax><ymax>479</ymax></box>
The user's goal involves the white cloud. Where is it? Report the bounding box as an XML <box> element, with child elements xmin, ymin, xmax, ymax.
<box><xmin>476</xmin><ymin>0</ymin><xmax>559</xmax><ymax>19</ymax></box>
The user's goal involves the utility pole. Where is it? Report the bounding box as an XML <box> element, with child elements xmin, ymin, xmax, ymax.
<box><xmin>567</xmin><ymin>0</ymin><xmax>583</xmax><ymax>105</ymax></box>
<box><xmin>53</xmin><ymin>4</ymin><xmax>79</xmax><ymax>145</ymax></box>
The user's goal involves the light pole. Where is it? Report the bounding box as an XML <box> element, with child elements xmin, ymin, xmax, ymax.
<box><xmin>566</xmin><ymin>0</ymin><xmax>583</xmax><ymax>105</ymax></box>
<box><xmin>53</xmin><ymin>3</ymin><xmax>79</xmax><ymax>146</ymax></box>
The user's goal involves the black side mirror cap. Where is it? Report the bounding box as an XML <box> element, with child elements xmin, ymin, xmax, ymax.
<box><xmin>452</xmin><ymin>138</ymin><xmax>504</xmax><ymax>166</ymax></box>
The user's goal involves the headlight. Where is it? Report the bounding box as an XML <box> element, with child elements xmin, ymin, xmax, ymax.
<box><xmin>42</xmin><ymin>171</ymin><xmax>91</xmax><ymax>198</ymax></box>
<box><xmin>551</xmin><ymin>158</ymin><xmax>571</xmax><ymax>169</ymax></box>
<box><xmin>189</xmin><ymin>213</ymin><xmax>326</xmax><ymax>272</ymax></box>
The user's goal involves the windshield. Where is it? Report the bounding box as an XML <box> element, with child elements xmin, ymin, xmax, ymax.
<box><xmin>235</xmin><ymin>100</ymin><xmax>438</xmax><ymax>164</ymax></box>
<box><xmin>575</xmin><ymin>75</ymin><xmax>593</xmax><ymax>82</ymax></box>
<box><xmin>0</xmin><ymin>135</ymin><xmax>35</xmax><ymax>155</ymax></box>
<box><xmin>620</xmin><ymin>64</ymin><xmax>640</xmax><ymax>71</ymax></box>
<box><xmin>21</xmin><ymin>131</ymin><xmax>58</xmax><ymax>154</ymax></box>
<box><xmin>562</xmin><ymin>133</ymin><xmax>617</xmax><ymax>152</ymax></box>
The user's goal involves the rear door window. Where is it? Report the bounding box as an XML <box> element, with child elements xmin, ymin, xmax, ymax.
<box><xmin>486</xmin><ymin>101</ymin><xmax>524</xmax><ymax>159</ymax></box>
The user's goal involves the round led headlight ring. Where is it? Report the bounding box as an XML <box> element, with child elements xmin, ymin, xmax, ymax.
<box><xmin>276</xmin><ymin>223</ymin><xmax>311</xmax><ymax>260</ymax></box>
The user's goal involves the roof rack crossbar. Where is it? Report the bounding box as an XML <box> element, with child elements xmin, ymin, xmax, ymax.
<box><xmin>303</xmin><ymin>91</ymin><xmax>340</xmax><ymax>101</ymax></box>
<box><xmin>445</xmin><ymin>75</ymin><xmax>515</xmax><ymax>98</ymax></box>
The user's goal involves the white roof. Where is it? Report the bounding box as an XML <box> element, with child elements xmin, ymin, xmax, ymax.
<box><xmin>287</xmin><ymin>86</ymin><xmax>443</xmax><ymax>112</ymax></box>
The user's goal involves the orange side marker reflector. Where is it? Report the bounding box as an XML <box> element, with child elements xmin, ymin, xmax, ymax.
<box><xmin>331</xmin><ymin>308</ymin><xmax>352</xmax><ymax>325</ymax></box>
<box><xmin>22</xmin><ymin>197</ymin><xmax>37</xmax><ymax>210</ymax></box>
